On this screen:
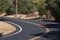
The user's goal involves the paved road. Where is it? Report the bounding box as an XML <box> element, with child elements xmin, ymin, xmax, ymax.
<box><xmin>0</xmin><ymin>17</ymin><xmax>60</xmax><ymax>40</ymax></box>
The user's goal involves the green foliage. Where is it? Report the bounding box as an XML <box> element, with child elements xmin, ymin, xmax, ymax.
<box><xmin>32</xmin><ymin>0</ymin><xmax>47</xmax><ymax>15</ymax></box>
<box><xmin>0</xmin><ymin>0</ymin><xmax>60</xmax><ymax>22</ymax></box>
<box><xmin>0</xmin><ymin>0</ymin><xmax>10</xmax><ymax>13</ymax></box>
<box><xmin>6</xmin><ymin>6</ymin><xmax>16</xmax><ymax>15</ymax></box>
<box><xmin>46</xmin><ymin>0</ymin><xmax>60</xmax><ymax>21</ymax></box>
<box><xmin>18</xmin><ymin>0</ymin><xmax>37</xmax><ymax>14</ymax></box>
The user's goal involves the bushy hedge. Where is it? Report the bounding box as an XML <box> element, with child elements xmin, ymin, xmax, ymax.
<box><xmin>46</xmin><ymin>0</ymin><xmax>60</xmax><ymax>22</ymax></box>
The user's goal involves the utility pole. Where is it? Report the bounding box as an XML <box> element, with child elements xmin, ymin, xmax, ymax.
<box><xmin>15</xmin><ymin>0</ymin><xmax>18</xmax><ymax>18</ymax></box>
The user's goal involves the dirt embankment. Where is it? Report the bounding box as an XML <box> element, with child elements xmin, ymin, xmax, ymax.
<box><xmin>5</xmin><ymin>12</ymin><xmax>40</xmax><ymax>19</ymax></box>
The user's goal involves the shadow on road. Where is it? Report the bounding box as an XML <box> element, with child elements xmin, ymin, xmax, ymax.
<box><xmin>30</xmin><ymin>31</ymin><xmax>60</xmax><ymax>40</ymax></box>
<box><xmin>44</xmin><ymin>23</ymin><xmax>60</xmax><ymax>28</ymax></box>
<box><xmin>30</xmin><ymin>23</ymin><xmax>60</xmax><ymax>40</ymax></box>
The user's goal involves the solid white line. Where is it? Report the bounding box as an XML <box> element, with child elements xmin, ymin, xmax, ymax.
<box><xmin>1</xmin><ymin>21</ymin><xmax>22</xmax><ymax>38</ymax></box>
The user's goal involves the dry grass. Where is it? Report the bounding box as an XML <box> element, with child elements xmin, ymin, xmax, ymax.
<box><xmin>5</xmin><ymin>14</ymin><xmax>40</xmax><ymax>19</ymax></box>
<box><xmin>0</xmin><ymin>21</ymin><xmax>16</xmax><ymax>35</ymax></box>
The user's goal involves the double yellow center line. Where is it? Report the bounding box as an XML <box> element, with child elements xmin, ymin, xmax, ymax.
<box><xmin>15</xmin><ymin>20</ymin><xmax>50</xmax><ymax>40</ymax></box>
<box><xmin>9</xmin><ymin>18</ymin><xmax>50</xmax><ymax>40</ymax></box>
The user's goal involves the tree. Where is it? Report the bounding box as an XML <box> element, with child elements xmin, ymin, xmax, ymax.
<box><xmin>17</xmin><ymin>0</ymin><xmax>37</xmax><ymax>14</ymax></box>
<box><xmin>46</xmin><ymin>0</ymin><xmax>60</xmax><ymax>22</ymax></box>
<box><xmin>32</xmin><ymin>0</ymin><xmax>48</xmax><ymax>19</ymax></box>
<box><xmin>0</xmin><ymin>0</ymin><xmax>10</xmax><ymax>14</ymax></box>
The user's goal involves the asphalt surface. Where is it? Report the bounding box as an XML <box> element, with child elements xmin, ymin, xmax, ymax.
<box><xmin>0</xmin><ymin>17</ymin><xmax>60</xmax><ymax>40</ymax></box>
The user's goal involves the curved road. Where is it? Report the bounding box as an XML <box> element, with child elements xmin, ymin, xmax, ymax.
<box><xmin>0</xmin><ymin>17</ymin><xmax>60</xmax><ymax>40</ymax></box>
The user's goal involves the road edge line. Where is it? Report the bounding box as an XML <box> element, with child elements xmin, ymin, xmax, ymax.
<box><xmin>0</xmin><ymin>21</ymin><xmax>22</xmax><ymax>38</ymax></box>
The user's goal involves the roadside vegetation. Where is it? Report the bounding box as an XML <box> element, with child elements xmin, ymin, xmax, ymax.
<box><xmin>0</xmin><ymin>0</ymin><xmax>60</xmax><ymax>22</ymax></box>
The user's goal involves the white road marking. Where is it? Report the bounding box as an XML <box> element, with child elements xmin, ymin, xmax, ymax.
<box><xmin>0</xmin><ymin>21</ymin><xmax>22</xmax><ymax>38</ymax></box>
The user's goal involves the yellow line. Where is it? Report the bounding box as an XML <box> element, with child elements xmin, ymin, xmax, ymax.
<box><xmin>45</xmin><ymin>28</ymin><xmax>50</xmax><ymax>33</ymax></box>
<box><xmin>16</xmin><ymin>20</ymin><xmax>50</xmax><ymax>40</ymax></box>
<box><xmin>29</xmin><ymin>36</ymin><xmax>40</xmax><ymax>40</ymax></box>
<box><xmin>18</xmin><ymin>20</ymin><xmax>50</xmax><ymax>33</ymax></box>
<box><xmin>29</xmin><ymin>28</ymin><xmax>50</xmax><ymax>40</ymax></box>
<box><xmin>18</xmin><ymin>20</ymin><xmax>44</xmax><ymax>27</ymax></box>
<box><xmin>11</xmin><ymin>19</ymin><xmax>50</xmax><ymax>40</ymax></box>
